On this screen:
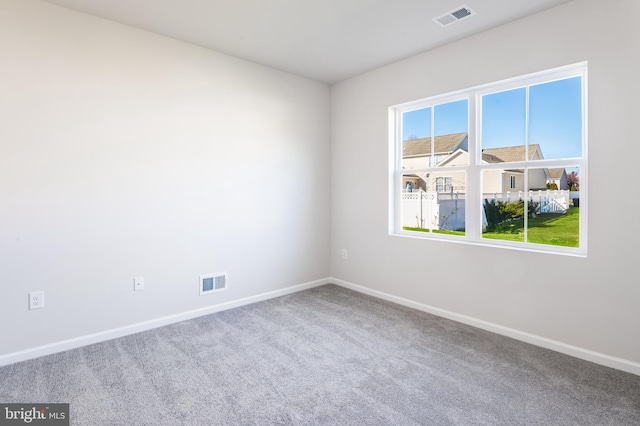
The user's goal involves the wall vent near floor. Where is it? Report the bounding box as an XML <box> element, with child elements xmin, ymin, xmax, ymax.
<box><xmin>433</xmin><ymin>5</ymin><xmax>476</xmax><ymax>27</ymax></box>
<box><xmin>199</xmin><ymin>273</ymin><xmax>228</xmax><ymax>295</ymax></box>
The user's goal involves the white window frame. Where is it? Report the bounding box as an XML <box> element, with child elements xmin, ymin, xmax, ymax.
<box><xmin>389</xmin><ymin>62</ymin><xmax>587</xmax><ymax>257</ymax></box>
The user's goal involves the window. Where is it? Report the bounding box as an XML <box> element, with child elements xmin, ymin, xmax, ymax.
<box><xmin>390</xmin><ymin>63</ymin><xmax>587</xmax><ymax>255</ymax></box>
<box><xmin>436</xmin><ymin>177</ymin><xmax>453</xmax><ymax>192</ymax></box>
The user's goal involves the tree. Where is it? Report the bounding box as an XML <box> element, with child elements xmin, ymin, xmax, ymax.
<box><xmin>567</xmin><ymin>171</ymin><xmax>580</xmax><ymax>191</ymax></box>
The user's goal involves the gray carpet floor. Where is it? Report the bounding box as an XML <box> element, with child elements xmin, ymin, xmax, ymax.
<box><xmin>1</xmin><ymin>284</ymin><xmax>639</xmax><ymax>425</ymax></box>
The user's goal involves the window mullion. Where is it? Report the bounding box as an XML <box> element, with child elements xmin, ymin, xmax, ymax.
<box><xmin>524</xmin><ymin>85</ymin><xmax>530</xmax><ymax>242</ymax></box>
<box><xmin>466</xmin><ymin>91</ymin><xmax>479</xmax><ymax>241</ymax></box>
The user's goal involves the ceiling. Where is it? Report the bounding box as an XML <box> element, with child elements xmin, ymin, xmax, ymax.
<box><xmin>41</xmin><ymin>0</ymin><xmax>573</xmax><ymax>84</ymax></box>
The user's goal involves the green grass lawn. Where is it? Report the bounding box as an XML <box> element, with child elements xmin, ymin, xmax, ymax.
<box><xmin>403</xmin><ymin>227</ymin><xmax>465</xmax><ymax>236</ymax></box>
<box><xmin>483</xmin><ymin>207</ymin><xmax>579</xmax><ymax>247</ymax></box>
<box><xmin>404</xmin><ymin>207</ymin><xmax>579</xmax><ymax>247</ymax></box>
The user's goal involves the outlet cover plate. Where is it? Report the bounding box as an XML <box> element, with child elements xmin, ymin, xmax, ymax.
<box><xmin>134</xmin><ymin>277</ymin><xmax>144</xmax><ymax>291</ymax></box>
<box><xmin>29</xmin><ymin>291</ymin><xmax>44</xmax><ymax>310</ymax></box>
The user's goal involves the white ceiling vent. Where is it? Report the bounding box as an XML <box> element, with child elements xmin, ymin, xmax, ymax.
<box><xmin>199</xmin><ymin>273</ymin><xmax>228</xmax><ymax>295</ymax></box>
<box><xmin>433</xmin><ymin>5</ymin><xmax>476</xmax><ymax>27</ymax></box>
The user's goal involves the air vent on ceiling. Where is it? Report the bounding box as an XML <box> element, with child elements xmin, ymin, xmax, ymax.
<box><xmin>433</xmin><ymin>5</ymin><xmax>476</xmax><ymax>27</ymax></box>
<box><xmin>199</xmin><ymin>272</ymin><xmax>228</xmax><ymax>295</ymax></box>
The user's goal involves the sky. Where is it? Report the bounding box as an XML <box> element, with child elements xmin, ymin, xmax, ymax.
<box><xmin>402</xmin><ymin>76</ymin><xmax>583</xmax><ymax>161</ymax></box>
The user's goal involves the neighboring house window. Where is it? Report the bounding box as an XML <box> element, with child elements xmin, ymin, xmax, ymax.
<box><xmin>391</xmin><ymin>63</ymin><xmax>587</xmax><ymax>255</ymax></box>
<box><xmin>431</xmin><ymin>154</ymin><xmax>446</xmax><ymax>166</ymax></box>
<box><xmin>436</xmin><ymin>177</ymin><xmax>453</xmax><ymax>192</ymax></box>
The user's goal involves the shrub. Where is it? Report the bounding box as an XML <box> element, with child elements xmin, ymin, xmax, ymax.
<box><xmin>483</xmin><ymin>199</ymin><xmax>540</xmax><ymax>231</ymax></box>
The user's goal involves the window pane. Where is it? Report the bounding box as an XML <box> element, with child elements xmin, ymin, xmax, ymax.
<box><xmin>401</xmin><ymin>174</ymin><xmax>435</xmax><ymax>232</ymax></box>
<box><xmin>526</xmin><ymin>167</ymin><xmax>580</xmax><ymax>247</ymax></box>
<box><xmin>481</xmin><ymin>170</ymin><xmax>524</xmax><ymax>242</ymax></box>
<box><xmin>481</xmin><ymin>88</ymin><xmax>526</xmax><ymax>163</ymax></box>
<box><xmin>402</xmin><ymin>173</ymin><xmax>465</xmax><ymax>235</ymax></box>
<box><xmin>436</xmin><ymin>172</ymin><xmax>466</xmax><ymax>234</ymax></box>
<box><xmin>529</xmin><ymin>77</ymin><xmax>582</xmax><ymax>160</ymax></box>
<box><xmin>402</xmin><ymin>107</ymin><xmax>431</xmax><ymax>169</ymax></box>
<box><xmin>434</xmin><ymin>99</ymin><xmax>469</xmax><ymax>166</ymax></box>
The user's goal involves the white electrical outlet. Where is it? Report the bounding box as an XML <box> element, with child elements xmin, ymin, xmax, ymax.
<box><xmin>28</xmin><ymin>291</ymin><xmax>44</xmax><ymax>310</ymax></box>
<box><xmin>341</xmin><ymin>249</ymin><xmax>348</xmax><ymax>259</ymax></box>
<box><xmin>134</xmin><ymin>277</ymin><xmax>144</xmax><ymax>291</ymax></box>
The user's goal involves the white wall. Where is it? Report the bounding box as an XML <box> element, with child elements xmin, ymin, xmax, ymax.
<box><xmin>0</xmin><ymin>0</ymin><xmax>330</xmax><ymax>357</ymax></box>
<box><xmin>331</xmin><ymin>0</ymin><xmax>640</xmax><ymax>368</ymax></box>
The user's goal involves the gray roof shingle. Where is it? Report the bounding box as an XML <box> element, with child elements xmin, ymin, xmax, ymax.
<box><xmin>481</xmin><ymin>144</ymin><xmax>541</xmax><ymax>163</ymax></box>
<box><xmin>548</xmin><ymin>168</ymin><xmax>566</xmax><ymax>179</ymax></box>
<box><xmin>403</xmin><ymin>132</ymin><xmax>468</xmax><ymax>157</ymax></box>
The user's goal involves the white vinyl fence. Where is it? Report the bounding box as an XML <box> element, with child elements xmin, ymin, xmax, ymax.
<box><xmin>401</xmin><ymin>191</ymin><xmax>465</xmax><ymax>231</ymax></box>
<box><xmin>402</xmin><ymin>189</ymin><xmax>577</xmax><ymax>231</ymax></box>
<box><xmin>483</xmin><ymin>190</ymin><xmax>572</xmax><ymax>213</ymax></box>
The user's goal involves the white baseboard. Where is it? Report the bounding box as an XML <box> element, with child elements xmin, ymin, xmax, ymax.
<box><xmin>0</xmin><ymin>278</ymin><xmax>330</xmax><ymax>367</ymax></box>
<box><xmin>331</xmin><ymin>277</ymin><xmax>640</xmax><ymax>377</ymax></box>
<box><xmin>5</xmin><ymin>277</ymin><xmax>638</xmax><ymax>377</ymax></box>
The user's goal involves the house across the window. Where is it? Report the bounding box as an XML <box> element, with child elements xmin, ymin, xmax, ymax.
<box><xmin>392</xmin><ymin>63</ymin><xmax>586</xmax><ymax>256</ymax></box>
<box><xmin>403</xmin><ymin>136</ymin><xmax>554</xmax><ymax>195</ymax></box>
